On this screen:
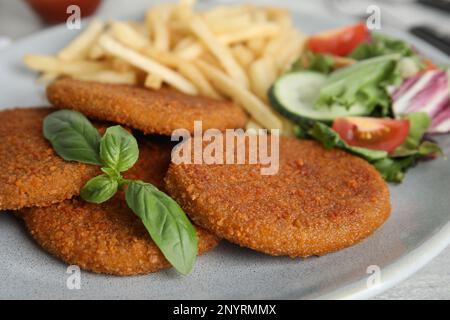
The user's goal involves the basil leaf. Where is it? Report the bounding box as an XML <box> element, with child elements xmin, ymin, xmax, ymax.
<box><xmin>125</xmin><ymin>181</ymin><xmax>197</xmax><ymax>275</ymax></box>
<box><xmin>100</xmin><ymin>126</ymin><xmax>139</xmax><ymax>173</ymax></box>
<box><xmin>101</xmin><ymin>167</ymin><xmax>119</xmax><ymax>178</ymax></box>
<box><xmin>43</xmin><ymin>110</ymin><xmax>102</xmax><ymax>165</ymax></box>
<box><xmin>80</xmin><ymin>174</ymin><xmax>118</xmax><ymax>204</ymax></box>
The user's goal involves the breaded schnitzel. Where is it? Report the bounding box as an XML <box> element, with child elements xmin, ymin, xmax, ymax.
<box><xmin>20</xmin><ymin>137</ymin><xmax>219</xmax><ymax>275</ymax></box>
<box><xmin>47</xmin><ymin>78</ymin><xmax>248</xmax><ymax>136</ymax></box>
<box><xmin>21</xmin><ymin>197</ymin><xmax>219</xmax><ymax>276</ymax></box>
<box><xmin>0</xmin><ymin>107</ymin><xmax>99</xmax><ymax>210</ymax></box>
<box><xmin>165</xmin><ymin>137</ymin><xmax>391</xmax><ymax>257</ymax></box>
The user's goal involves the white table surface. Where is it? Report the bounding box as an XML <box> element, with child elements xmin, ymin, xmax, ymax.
<box><xmin>0</xmin><ymin>0</ymin><xmax>448</xmax><ymax>300</ymax></box>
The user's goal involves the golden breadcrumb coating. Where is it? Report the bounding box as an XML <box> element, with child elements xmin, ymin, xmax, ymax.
<box><xmin>165</xmin><ymin>137</ymin><xmax>391</xmax><ymax>257</ymax></box>
<box><xmin>21</xmin><ymin>137</ymin><xmax>219</xmax><ymax>276</ymax></box>
<box><xmin>47</xmin><ymin>78</ymin><xmax>248</xmax><ymax>136</ymax></box>
<box><xmin>0</xmin><ymin>107</ymin><xmax>99</xmax><ymax>210</ymax></box>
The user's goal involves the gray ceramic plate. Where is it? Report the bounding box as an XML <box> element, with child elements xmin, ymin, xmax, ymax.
<box><xmin>0</xmin><ymin>3</ymin><xmax>449</xmax><ymax>300</ymax></box>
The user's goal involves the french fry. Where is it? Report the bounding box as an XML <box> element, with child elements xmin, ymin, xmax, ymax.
<box><xmin>246</xmin><ymin>38</ymin><xmax>267</xmax><ymax>57</ymax></box>
<box><xmin>25</xmin><ymin>55</ymin><xmax>60</xmax><ymax>72</ymax></box>
<box><xmin>143</xmin><ymin>47</ymin><xmax>178</xmax><ymax>67</ymax></box>
<box><xmin>110</xmin><ymin>21</ymin><xmax>150</xmax><ymax>50</ymax></box>
<box><xmin>173</xmin><ymin>36</ymin><xmax>195</xmax><ymax>52</ymax></box>
<box><xmin>73</xmin><ymin>70</ymin><xmax>137</xmax><ymax>85</ymax></box>
<box><xmin>266</xmin><ymin>7</ymin><xmax>291</xmax><ymax>21</ymax></box>
<box><xmin>252</xmin><ymin>9</ymin><xmax>268</xmax><ymax>23</ymax></box>
<box><xmin>109</xmin><ymin>57</ymin><xmax>134</xmax><ymax>73</ymax></box>
<box><xmin>98</xmin><ymin>35</ymin><xmax>197</xmax><ymax>95</ymax></box>
<box><xmin>58</xmin><ymin>19</ymin><xmax>104</xmax><ymax>61</ymax></box>
<box><xmin>263</xmin><ymin>31</ymin><xmax>300</xmax><ymax>72</ymax></box>
<box><xmin>181</xmin><ymin>23</ymin><xmax>278</xmax><ymax>49</ymax></box>
<box><xmin>128</xmin><ymin>21</ymin><xmax>149</xmax><ymax>38</ymax></box>
<box><xmin>24</xmin><ymin>1</ymin><xmax>308</xmax><ymax>133</ymax></box>
<box><xmin>200</xmin><ymin>51</ymin><xmax>222</xmax><ymax>70</ymax></box>
<box><xmin>246</xmin><ymin>118</ymin><xmax>264</xmax><ymax>131</ymax></box>
<box><xmin>249</xmin><ymin>57</ymin><xmax>277</xmax><ymax>102</ymax></box>
<box><xmin>144</xmin><ymin>48</ymin><xmax>221</xmax><ymax>99</ymax></box>
<box><xmin>263</xmin><ymin>31</ymin><xmax>289</xmax><ymax>59</ymax></box>
<box><xmin>55</xmin><ymin>60</ymin><xmax>108</xmax><ymax>75</ymax></box>
<box><xmin>144</xmin><ymin>73</ymin><xmax>163</xmax><ymax>89</ymax></box>
<box><xmin>147</xmin><ymin>5</ymin><xmax>173</xmax><ymax>52</ymax></box>
<box><xmin>196</xmin><ymin>60</ymin><xmax>283</xmax><ymax>130</ymax></box>
<box><xmin>24</xmin><ymin>54</ymin><xmax>107</xmax><ymax>75</ymax></box>
<box><xmin>88</xmin><ymin>43</ymin><xmax>106</xmax><ymax>60</ymax></box>
<box><xmin>175</xmin><ymin>41</ymin><xmax>203</xmax><ymax>60</ymax></box>
<box><xmin>173</xmin><ymin>0</ymin><xmax>196</xmax><ymax>21</ymax></box>
<box><xmin>279</xmin><ymin>117</ymin><xmax>296</xmax><ymax>137</ymax></box>
<box><xmin>190</xmin><ymin>17</ymin><xmax>248</xmax><ymax>88</ymax></box>
<box><xmin>219</xmin><ymin>23</ymin><xmax>280</xmax><ymax>45</ymax></box>
<box><xmin>176</xmin><ymin>24</ymin><xmax>277</xmax><ymax>61</ymax></box>
<box><xmin>37</xmin><ymin>72</ymin><xmax>59</xmax><ymax>85</ymax></box>
<box><xmin>231</xmin><ymin>45</ymin><xmax>255</xmax><ymax>68</ymax></box>
<box><xmin>267</xmin><ymin>7</ymin><xmax>293</xmax><ymax>32</ymax></box>
<box><xmin>169</xmin><ymin>29</ymin><xmax>185</xmax><ymax>50</ymax></box>
<box><xmin>274</xmin><ymin>31</ymin><xmax>306</xmax><ymax>72</ymax></box>
<box><xmin>178</xmin><ymin>63</ymin><xmax>222</xmax><ymax>99</ymax></box>
<box><xmin>207</xmin><ymin>14</ymin><xmax>252</xmax><ymax>34</ymax></box>
<box><xmin>168</xmin><ymin>19</ymin><xmax>190</xmax><ymax>34</ymax></box>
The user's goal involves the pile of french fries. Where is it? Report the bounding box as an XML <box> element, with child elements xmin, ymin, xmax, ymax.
<box><xmin>24</xmin><ymin>0</ymin><xmax>306</xmax><ymax>133</ymax></box>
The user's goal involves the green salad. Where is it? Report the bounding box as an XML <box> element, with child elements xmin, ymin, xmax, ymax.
<box><xmin>269</xmin><ymin>23</ymin><xmax>449</xmax><ymax>182</ymax></box>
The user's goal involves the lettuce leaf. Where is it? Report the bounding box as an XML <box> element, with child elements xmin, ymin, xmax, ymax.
<box><xmin>372</xmin><ymin>114</ymin><xmax>442</xmax><ymax>182</ymax></box>
<box><xmin>372</xmin><ymin>157</ymin><xmax>416</xmax><ymax>182</ymax></box>
<box><xmin>297</xmin><ymin>116</ymin><xmax>442</xmax><ymax>183</ymax></box>
<box><xmin>391</xmin><ymin>113</ymin><xmax>443</xmax><ymax>158</ymax></box>
<box><xmin>307</xmin><ymin>122</ymin><xmax>387</xmax><ymax>161</ymax></box>
<box><xmin>315</xmin><ymin>54</ymin><xmax>401</xmax><ymax>116</ymax></box>
<box><xmin>291</xmin><ymin>52</ymin><xmax>335</xmax><ymax>74</ymax></box>
<box><xmin>349</xmin><ymin>34</ymin><xmax>416</xmax><ymax>60</ymax></box>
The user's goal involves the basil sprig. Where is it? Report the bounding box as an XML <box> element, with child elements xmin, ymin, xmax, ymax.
<box><xmin>43</xmin><ymin>110</ymin><xmax>102</xmax><ymax>165</ymax></box>
<box><xmin>80</xmin><ymin>174</ymin><xmax>118</xmax><ymax>204</ymax></box>
<box><xmin>43</xmin><ymin>110</ymin><xmax>198</xmax><ymax>275</ymax></box>
<box><xmin>100</xmin><ymin>126</ymin><xmax>139</xmax><ymax>174</ymax></box>
<box><xmin>126</xmin><ymin>181</ymin><xmax>198</xmax><ymax>275</ymax></box>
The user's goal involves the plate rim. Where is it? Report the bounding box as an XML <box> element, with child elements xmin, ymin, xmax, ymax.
<box><xmin>0</xmin><ymin>10</ymin><xmax>449</xmax><ymax>301</ymax></box>
<box><xmin>319</xmin><ymin>222</ymin><xmax>450</xmax><ymax>299</ymax></box>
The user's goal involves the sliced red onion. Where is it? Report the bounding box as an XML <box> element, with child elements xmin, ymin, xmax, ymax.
<box><xmin>393</xmin><ymin>71</ymin><xmax>443</xmax><ymax>114</ymax></box>
<box><xmin>407</xmin><ymin>74</ymin><xmax>448</xmax><ymax>116</ymax></box>
<box><xmin>392</xmin><ymin>75</ymin><xmax>419</xmax><ymax>100</ymax></box>
<box><xmin>430</xmin><ymin>104</ymin><xmax>450</xmax><ymax>134</ymax></box>
<box><xmin>392</xmin><ymin>70</ymin><xmax>450</xmax><ymax>134</ymax></box>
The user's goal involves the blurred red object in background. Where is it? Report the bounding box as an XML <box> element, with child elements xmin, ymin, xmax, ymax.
<box><xmin>26</xmin><ymin>0</ymin><xmax>102</xmax><ymax>24</ymax></box>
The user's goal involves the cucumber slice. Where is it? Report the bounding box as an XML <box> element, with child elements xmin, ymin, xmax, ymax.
<box><xmin>269</xmin><ymin>71</ymin><xmax>369</xmax><ymax>122</ymax></box>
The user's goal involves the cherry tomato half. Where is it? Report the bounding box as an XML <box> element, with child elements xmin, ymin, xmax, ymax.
<box><xmin>307</xmin><ymin>22</ymin><xmax>370</xmax><ymax>57</ymax></box>
<box><xmin>423</xmin><ymin>59</ymin><xmax>438</xmax><ymax>71</ymax></box>
<box><xmin>332</xmin><ymin>117</ymin><xmax>410</xmax><ymax>153</ymax></box>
